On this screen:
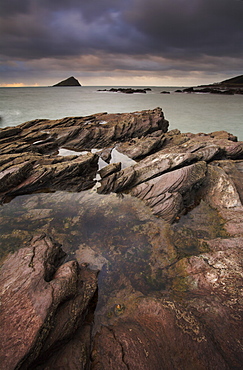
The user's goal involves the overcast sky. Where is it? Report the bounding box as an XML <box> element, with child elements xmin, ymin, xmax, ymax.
<box><xmin>0</xmin><ymin>0</ymin><xmax>243</xmax><ymax>86</ymax></box>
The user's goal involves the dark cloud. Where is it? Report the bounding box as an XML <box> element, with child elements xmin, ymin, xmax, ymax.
<box><xmin>124</xmin><ymin>0</ymin><xmax>243</xmax><ymax>57</ymax></box>
<box><xmin>0</xmin><ymin>0</ymin><xmax>243</xmax><ymax>85</ymax></box>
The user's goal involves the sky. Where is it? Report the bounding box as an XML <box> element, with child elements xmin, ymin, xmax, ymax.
<box><xmin>0</xmin><ymin>0</ymin><xmax>243</xmax><ymax>87</ymax></box>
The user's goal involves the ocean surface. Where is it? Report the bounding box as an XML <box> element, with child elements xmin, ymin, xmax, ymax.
<box><xmin>0</xmin><ymin>86</ymin><xmax>243</xmax><ymax>140</ymax></box>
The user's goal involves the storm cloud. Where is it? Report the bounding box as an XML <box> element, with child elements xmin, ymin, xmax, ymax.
<box><xmin>0</xmin><ymin>0</ymin><xmax>243</xmax><ymax>85</ymax></box>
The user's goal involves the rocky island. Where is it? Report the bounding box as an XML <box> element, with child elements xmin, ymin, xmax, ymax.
<box><xmin>0</xmin><ymin>107</ymin><xmax>243</xmax><ymax>369</ymax></box>
<box><xmin>53</xmin><ymin>76</ymin><xmax>82</xmax><ymax>87</ymax></box>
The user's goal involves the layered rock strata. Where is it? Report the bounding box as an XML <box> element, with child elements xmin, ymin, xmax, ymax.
<box><xmin>0</xmin><ymin>108</ymin><xmax>168</xmax><ymax>202</ymax></box>
<box><xmin>0</xmin><ymin>108</ymin><xmax>243</xmax><ymax>369</ymax></box>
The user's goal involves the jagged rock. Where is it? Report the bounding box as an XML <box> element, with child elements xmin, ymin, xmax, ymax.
<box><xmin>0</xmin><ymin>108</ymin><xmax>168</xmax><ymax>201</ymax></box>
<box><xmin>131</xmin><ymin>161</ymin><xmax>207</xmax><ymax>222</ymax></box>
<box><xmin>98</xmin><ymin>162</ymin><xmax>121</xmax><ymax>178</ymax></box>
<box><xmin>0</xmin><ymin>152</ymin><xmax>98</xmax><ymax>202</ymax></box>
<box><xmin>0</xmin><ymin>234</ymin><xmax>98</xmax><ymax>370</ymax></box>
<box><xmin>116</xmin><ymin>134</ymin><xmax>165</xmax><ymax>159</ymax></box>
<box><xmin>97</xmin><ymin>151</ymin><xmax>199</xmax><ymax>194</ymax></box>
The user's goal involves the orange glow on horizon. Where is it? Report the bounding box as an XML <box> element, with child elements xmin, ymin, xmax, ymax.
<box><xmin>0</xmin><ymin>83</ymin><xmax>25</xmax><ymax>87</ymax></box>
<box><xmin>0</xmin><ymin>82</ymin><xmax>40</xmax><ymax>87</ymax></box>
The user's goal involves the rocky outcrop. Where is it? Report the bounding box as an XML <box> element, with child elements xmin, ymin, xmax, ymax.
<box><xmin>131</xmin><ymin>161</ymin><xmax>207</xmax><ymax>222</ymax></box>
<box><xmin>0</xmin><ymin>108</ymin><xmax>168</xmax><ymax>202</ymax></box>
<box><xmin>0</xmin><ymin>152</ymin><xmax>98</xmax><ymax>201</ymax></box>
<box><xmin>53</xmin><ymin>76</ymin><xmax>81</xmax><ymax>87</ymax></box>
<box><xmin>97</xmin><ymin>87</ymin><xmax>151</xmax><ymax>94</ymax></box>
<box><xmin>1</xmin><ymin>107</ymin><xmax>243</xmax><ymax>369</ymax></box>
<box><xmin>0</xmin><ymin>234</ymin><xmax>97</xmax><ymax>370</ymax></box>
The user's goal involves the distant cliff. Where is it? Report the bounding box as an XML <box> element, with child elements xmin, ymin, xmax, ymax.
<box><xmin>219</xmin><ymin>74</ymin><xmax>243</xmax><ymax>87</ymax></box>
<box><xmin>178</xmin><ymin>74</ymin><xmax>243</xmax><ymax>95</ymax></box>
<box><xmin>53</xmin><ymin>76</ymin><xmax>81</xmax><ymax>87</ymax></box>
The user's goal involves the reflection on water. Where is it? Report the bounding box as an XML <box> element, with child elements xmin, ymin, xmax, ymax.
<box><xmin>0</xmin><ymin>188</ymin><xmax>227</xmax><ymax>328</ymax></box>
<box><xmin>110</xmin><ymin>148</ymin><xmax>137</xmax><ymax>168</ymax></box>
<box><xmin>0</xmin><ymin>189</ymin><xmax>173</xmax><ymax>325</ymax></box>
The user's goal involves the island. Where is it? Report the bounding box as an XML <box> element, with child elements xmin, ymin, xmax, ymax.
<box><xmin>53</xmin><ymin>76</ymin><xmax>82</xmax><ymax>87</ymax></box>
<box><xmin>0</xmin><ymin>108</ymin><xmax>243</xmax><ymax>369</ymax></box>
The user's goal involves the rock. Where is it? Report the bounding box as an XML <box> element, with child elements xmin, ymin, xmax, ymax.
<box><xmin>53</xmin><ymin>76</ymin><xmax>81</xmax><ymax>87</ymax></box>
<box><xmin>131</xmin><ymin>161</ymin><xmax>207</xmax><ymax>222</ymax></box>
<box><xmin>0</xmin><ymin>152</ymin><xmax>98</xmax><ymax>202</ymax></box>
<box><xmin>0</xmin><ymin>108</ymin><xmax>168</xmax><ymax>201</ymax></box>
<box><xmin>116</xmin><ymin>134</ymin><xmax>165</xmax><ymax>159</ymax></box>
<box><xmin>0</xmin><ymin>234</ymin><xmax>98</xmax><ymax>369</ymax></box>
<box><xmin>98</xmin><ymin>162</ymin><xmax>121</xmax><ymax>178</ymax></box>
<box><xmin>1</xmin><ymin>107</ymin><xmax>243</xmax><ymax>369</ymax></box>
<box><xmin>209</xmin><ymin>130</ymin><xmax>237</xmax><ymax>142</ymax></box>
<box><xmin>98</xmin><ymin>87</ymin><xmax>148</xmax><ymax>94</ymax></box>
<box><xmin>91</xmin><ymin>297</ymin><xmax>235</xmax><ymax>370</ymax></box>
<box><xmin>97</xmin><ymin>151</ymin><xmax>199</xmax><ymax>194</ymax></box>
<box><xmin>182</xmin><ymin>86</ymin><xmax>194</xmax><ymax>93</ymax></box>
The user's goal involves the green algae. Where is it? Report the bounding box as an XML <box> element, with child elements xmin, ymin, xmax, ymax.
<box><xmin>171</xmin><ymin>200</ymin><xmax>228</xmax><ymax>259</ymax></box>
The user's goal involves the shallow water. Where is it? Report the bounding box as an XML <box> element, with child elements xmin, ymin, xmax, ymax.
<box><xmin>0</xmin><ymin>185</ymin><xmax>229</xmax><ymax>329</ymax></box>
<box><xmin>0</xmin><ymin>189</ymin><xmax>169</xmax><ymax>324</ymax></box>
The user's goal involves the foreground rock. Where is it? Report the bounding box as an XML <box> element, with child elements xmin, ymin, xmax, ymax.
<box><xmin>0</xmin><ymin>234</ymin><xmax>97</xmax><ymax>369</ymax></box>
<box><xmin>1</xmin><ymin>107</ymin><xmax>243</xmax><ymax>369</ymax></box>
<box><xmin>0</xmin><ymin>108</ymin><xmax>168</xmax><ymax>202</ymax></box>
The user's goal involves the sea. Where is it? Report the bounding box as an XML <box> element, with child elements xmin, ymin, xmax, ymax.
<box><xmin>0</xmin><ymin>85</ymin><xmax>243</xmax><ymax>139</ymax></box>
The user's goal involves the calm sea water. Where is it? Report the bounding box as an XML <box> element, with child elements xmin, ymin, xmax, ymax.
<box><xmin>0</xmin><ymin>86</ymin><xmax>242</xmax><ymax>139</ymax></box>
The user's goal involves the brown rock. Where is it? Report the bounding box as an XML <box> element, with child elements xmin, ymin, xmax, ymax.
<box><xmin>98</xmin><ymin>162</ymin><xmax>121</xmax><ymax>178</ymax></box>
<box><xmin>116</xmin><ymin>134</ymin><xmax>165</xmax><ymax>159</ymax></box>
<box><xmin>132</xmin><ymin>161</ymin><xmax>207</xmax><ymax>222</ymax></box>
<box><xmin>97</xmin><ymin>151</ymin><xmax>199</xmax><ymax>194</ymax></box>
<box><xmin>0</xmin><ymin>234</ymin><xmax>97</xmax><ymax>370</ymax></box>
<box><xmin>91</xmin><ymin>297</ymin><xmax>233</xmax><ymax>370</ymax></box>
<box><xmin>0</xmin><ymin>152</ymin><xmax>98</xmax><ymax>202</ymax></box>
<box><xmin>1</xmin><ymin>108</ymin><xmax>243</xmax><ymax>369</ymax></box>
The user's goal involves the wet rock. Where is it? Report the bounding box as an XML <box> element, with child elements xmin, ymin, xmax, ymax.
<box><xmin>92</xmin><ymin>296</ymin><xmax>235</xmax><ymax>370</ymax></box>
<box><xmin>0</xmin><ymin>234</ymin><xmax>97</xmax><ymax>370</ymax></box>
